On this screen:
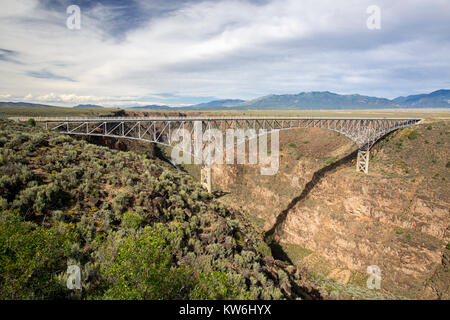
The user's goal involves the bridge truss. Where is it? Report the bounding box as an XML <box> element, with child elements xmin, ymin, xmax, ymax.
<box><xmin>12</xmin><ymin>116</ymin><xmax>421</xmax><ymax>190</ymax></box>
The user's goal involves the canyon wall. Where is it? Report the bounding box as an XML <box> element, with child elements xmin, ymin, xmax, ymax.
<box><xmin>212</xmin><ymin>121</ymin><xmax>449</xmax><ymax>299</ymax></box>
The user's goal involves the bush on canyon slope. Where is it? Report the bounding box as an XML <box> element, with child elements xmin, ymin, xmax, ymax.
<box><xmin>0</xmin><ymin>120</ymin><xmax>316</xmax><ymax>300</ymax></box>
<box><xmin>0</xmin><ymin>210</ymin><xmax>76</xmax><ymax>299</ymax></box>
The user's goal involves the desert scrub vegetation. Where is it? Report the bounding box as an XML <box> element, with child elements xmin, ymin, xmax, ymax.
<box><xmin>96</xmin><ymin>224</ymin><xmax>246</xmax><ymax>299</ymax></box>
<box><xmin>407</xmin><ymin>130</ymin><xmax>418</xmax><ymax>140</ymax></box>
<box><xmin>0</xmin><ymin>120</ymin><xmax>321</xmax><ymax>300</ymax></box>
<box><xmin>27</xmin><ymin>118</ymin><xmax>36</xmax><ymax>127</ymax></box>
<box><xmin>0</xmin><ymin>210</ymin><xmax>76</xmax><ymax>299</ymax></box>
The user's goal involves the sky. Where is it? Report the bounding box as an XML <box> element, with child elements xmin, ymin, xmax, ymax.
<box><xmin>0</xmin><ymin>0</ymin><xmax>449</xmax><ymax>107</ymax></box>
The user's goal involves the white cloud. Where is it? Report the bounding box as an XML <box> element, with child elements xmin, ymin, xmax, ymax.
<box><xmin>0</xmin><ymin>0</ymin><xmax>449</xmax><ymax>105</ymax></box>
<box><xmin>33</xmin><ymin>92</ymin><xmax>155</xmax><ymax>106</ymax></box>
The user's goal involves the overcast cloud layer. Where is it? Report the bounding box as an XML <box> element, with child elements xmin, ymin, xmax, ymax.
<box><xmin>0</xmin><ymin>0</ymin><xmax>449</xmax><ymax>107</ymax></box>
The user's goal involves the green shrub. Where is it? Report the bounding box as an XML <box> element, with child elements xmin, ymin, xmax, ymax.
<box><xmin>407</xmin><ymin>130</ymin><xmax>418</xmax><ymax>140</ymax></box>
<box><xmin>241</xmin><ymin>250</ymin><xmax>256</xmax><ymax>264</ymax></box>
<box><xmin>32</xmin><ymin>183</ymin><xmax>70</xmax><ymax>213</ymax></box>
<box><xmin>49</xmin><ymin>135</ymin><xmax>72</xmax><ymax>145</ymax></box>
<box><xmin>0</xmin><ymin>163</ymin><xmax>34</xmax><ymax>201</ymax></box>
<box><xmin>206</xmin><ymin>243</ymin><xmax>225</xmax><ymax>258</ymax></box>
<box><xmin>113</xmin><ymin>192</ymin><xmax>132</xmax><ymax>213</ymax></box>
<box><xmin>191</xmin><ymin>271</ymin><xmax>251</xmax><ymax>300</ymax></box>
<box><xmin>97</xmin><ymin>224</ymin><xmax>246</xmax><ymax>300</ymax></box>
<box><xmin>98</xmin><ymin>225</ymin><xmax>193</xmax><ymax>299</ymax></box>
<box><xmin>52</xmin><ymin>210</ymin><xmax>68</xmax><ymax>223</ymax></box>
<box><xmin>7</xmin><ymin>133</ymin><xmax>30</xmax><ymax>148</ymax></box>
<box><xmin>27</xmin><ymin>118</ymin><xmax>36</xmax><ymax>127</ymax></box>
<box><xmin>12</xmin><ymin>185</ymin><xmax>50</xmax><ymax>214</ymax></box>
<box><xmin>255</xmin><ymin>241</ymin><xmax>272</xmax><ymax>257</ymax></box>
<box><xmin>121</xmin><ymin>211</ymin><xmax>143</xmax><ymax>229</ymax></box>
<box><xmin>77</xmin><ymin>216</ymin><xmax>96</xmax><ymax>243</ymax></box>
<box><xmin>0</xmin><ymin>211</ymin><xmax>75</xmax><ymax>299</ymax></box>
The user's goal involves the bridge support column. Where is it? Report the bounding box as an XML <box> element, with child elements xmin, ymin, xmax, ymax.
<box><xmin>201</xmin><ymin>165</ymin><xmax>212</xmax><ymax>193</ymax></box>
<box><xmin>356</xmin><ymin>149</ymin><xmax>370</xmax><ymax>174</ymax></box>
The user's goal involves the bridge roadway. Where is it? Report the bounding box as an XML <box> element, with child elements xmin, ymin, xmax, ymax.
<box><xmin>10</xmin><ymin>116</ymin><xmax>422</xmax><ymax>190</ymax></box>
<box><xmin>9</xmin><ymin>115</ymin><xmax>423</xmax><ymax>121</ymax></box>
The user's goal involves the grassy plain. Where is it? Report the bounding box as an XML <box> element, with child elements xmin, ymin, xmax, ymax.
<box><xmin>1</xmin><ymin>105</ymin><xmax>449</xmax><ymax>120</ymax></box>
<box><xmin>194</xmin><ymin>109</ymin><xmax>450</xmax><ymax>120</ymax></box>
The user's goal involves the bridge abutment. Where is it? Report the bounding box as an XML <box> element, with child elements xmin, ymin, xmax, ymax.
<box><xmin>356</xmin><ymin>149</ymin><xmax>370</xmax><ymax>174</ymax></box>
<box><xmin>200</xmin><ymin>165</ymin><xmax>212</xmax><ymax>192</ymax></box>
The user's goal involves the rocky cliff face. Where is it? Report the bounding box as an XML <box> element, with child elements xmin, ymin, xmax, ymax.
<box><xmin>211</xmin><ymin>121</ymin><xmax>449</xmax><ymax>299</ymax></box>
<box><xmin>277</xmin><ymin>168</ymin><xmax>447</xmax><ymax>298</ymax></box>
<box><xmin>212</xmin><ymin>128</ymin><xmax>354</xmax><ymax>230</ymax></box>
<box><xmin>78</xmin><ymin>135</ymin><xmax>157</xmax><ymax>158</ymax></box>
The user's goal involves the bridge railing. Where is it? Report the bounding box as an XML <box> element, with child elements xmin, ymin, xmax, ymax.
<box><xmin>8</xmin><ymin>116</ymin><xmax>423</xmax><ymax>122</ymax></box>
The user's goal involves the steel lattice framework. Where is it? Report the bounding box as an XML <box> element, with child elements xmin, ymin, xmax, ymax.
<box><xmin>33</xmin><ymin>116</ymin><xmax>421</xmax><ymax>150</ymax></box>
<box><xmin>10</xmin><ymin>116</ymin><xmax>422</xmax><ymax>179</ymax></box>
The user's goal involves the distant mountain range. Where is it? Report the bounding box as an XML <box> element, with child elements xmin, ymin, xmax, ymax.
<box><xmin>232</xmin><ymin>89</ymin><xmax>450</xmax><ymax>110</ymax></box>
<box><xmin>392</xmin><ymin>89</ymin><xmax>450</xmax><ymax>108</ymax></box>
<box><xmin>128</xmin><ymin>104</ymin><xmax>170</xmax><ymax>110</ymax></box>
<box><xmin>190</xmin><ymin>99</ymin><xmax>245</xmax><ymax>108</ymax></box>
<box><xmin>126</xmin><ymin>99</ymin><xmax>245</xmax><ymax>110</ymax></box>
<box><xmin>236</xmin><ymin>92</ymin><xmax>393</xmax><ymax>110</ymax></box>
<box><xmin>73</xmin><ymin>104</ymin><xmax>104</xmax><ymax>109</ymax></box>
<box><xmin>0</xmin><ymin>101</ymin><xmax>62</xmax><ymax>108</ymax></box>
<box><xmin>124</xmin><ymin>90</ymin><xmax>450</xmax><ymax>110</ymax></box>
<box><xmin>1</xmin><ymin>90</ymin><xmax>449</xmax><ymax>110</ymax></box>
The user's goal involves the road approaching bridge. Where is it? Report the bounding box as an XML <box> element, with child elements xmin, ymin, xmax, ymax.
<box><xmin>10</xmin><ymin>116</ymin><xmax>422</xmax><ymax>191</ymax></box>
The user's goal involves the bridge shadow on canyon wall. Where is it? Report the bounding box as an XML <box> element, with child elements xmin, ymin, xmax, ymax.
<box><xmin>264</xmin><ymin>148</ymin><xmax>360</xmax><ymax>261</ymax></box>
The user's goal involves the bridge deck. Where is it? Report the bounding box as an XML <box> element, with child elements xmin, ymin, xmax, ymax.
<box><xmin>7</xmin><ymin>115</ymin><xmax>423</xmax><ymax>175</ymax></box>
<box><xmin>9</xmin><ymin>116</ymin><xmax>423</xmax><ymax>122</ymax></box>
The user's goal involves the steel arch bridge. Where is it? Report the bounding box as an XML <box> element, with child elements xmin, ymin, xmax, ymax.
<box><xmin>10</xmin><ymin>116</ymin><xmax>422</xmax><ymax>190</ymax></box>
